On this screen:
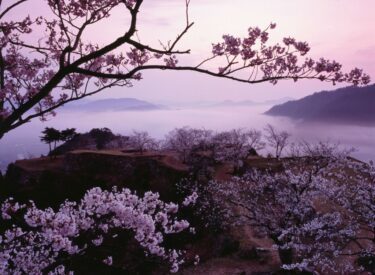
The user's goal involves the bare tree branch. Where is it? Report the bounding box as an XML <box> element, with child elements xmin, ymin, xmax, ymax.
<box><xmin>0</xmin><ymin>0</ymin><xmax>28</xmax><ymax>20</ymax></box>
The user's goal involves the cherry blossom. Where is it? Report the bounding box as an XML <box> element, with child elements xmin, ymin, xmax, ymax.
<box><xmin>127</xmin><ymin>130</ymin><xmax>159</xmax><ymax>152</ymax></box>
<box><xmin>163</xmin><ymin>127</ymin><xmax>213</xmax><ymax>163</ymax></box>
<box><xmin>0</xmin><ymin>187</ymin><xmax>197</xmax><ymax>274</ymax></box>
<box><xmin>205</xmin><ymin>145</ymin><xmax>374</xmax><ymax>273</ymax></box>
<box><xmin>211</xmin><ymin>128</ymin><xmax>265</xmax><ymax>166</ymax></box>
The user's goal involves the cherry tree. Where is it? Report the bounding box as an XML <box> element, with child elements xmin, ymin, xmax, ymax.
<box><xmin>211</xmin><ymin>128</ymin><xmax>265</xmax><ymax>167</ymax></box>
<box><xmin>164</xmin><ymin>127</ymin><xmax>213</xmax><ymax>162</ymax></box>
<box><xmin>128</xmin><ymin>130</ymin><xmax>159</xmax><ymax>153</ymax></box>
<box><xmin>264</xmin><ymin>124</ymin><xmax>291</xmax><ymax>158</ymax></box>
<box><xmin>206</xmin><ymin>147</ymin><xmax>373</xmax><ymax>273</ymax></box>
<box><xmin>0</xmin><ymin>186</ymin><xmax>196</xmax><ymax>274</ymax></box>
<box><xmin>246</xmin><ymin>129</ymin><xmax>265</xmax><ymax>152</ymax></box>
<box><xmin>0</xmin><ymin>0</ymin><xmax>370</xmax><ymax>139</ymax></box>
<box><xmin>320</xmin><ymin>157</ymin><xmax>375</xmax><ymax>272</ymax></box>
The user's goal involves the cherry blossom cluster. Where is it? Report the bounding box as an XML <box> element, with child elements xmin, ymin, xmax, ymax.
<box><xmin>163</xmin><ymin>127</ymin><xmax>265</xmax><ymax>165</ymax></box>
<box><xmin>0</xmin><ymin>187</ymin><xmax>197</xmax><ymax>274</ymax></box>
<box><xmin>182</xmin><ymin>192</ymin><xmax>198</xmax><ymax>207</ymax></box>
<box><xmin>210</xmin><ymin>128</ymin><xmax>265</xmax><ymax>166</ymax></box>
<box><xmin>176</xmin><ymin>178</ymin><xmax>229</xmax><ymax>233</ymax></box>
<box><xmin>209</xmin><ymin>23</ymin><xmax>370</xmax><ymax>85</ymax></box>
<box><xmin>319</xmin><ymin>158</ymin><xmax>375</xmax><ymax>269</ymax></box>
<box><xmin>163</xmin><ymin>127</ymin><xmax>214</xmax><ymax>162</ymax></box>
<box><xmin>204</xmin><ymin>146</ymin><xmax>374</xmax><ymax>273</ymax></box>
<box><xmin>0</xmin><ymin>0</ymin><xmax>173</xmax><ymax>130</ymax></box>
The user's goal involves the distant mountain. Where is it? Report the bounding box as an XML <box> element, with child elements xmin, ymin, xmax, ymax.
<box><xmin>63</xmin><ymin>98</ymin><xmax>164</xmax><ymax>112</ymax></box>
<box><xmin>265</xmin><ymin>85</ymin><xmax>375</xmax><ymax>125</ymax></box>
<box><xmin>210</xmin><ymin>97</ymin><xmax>294</xmax><ymax>108</ymax></box>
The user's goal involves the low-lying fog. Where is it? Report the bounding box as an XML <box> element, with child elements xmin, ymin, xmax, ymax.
<box><xmin>1</xmin><ymin>105</ymin><xmax>374</xmax><ymax>172</ymax></box>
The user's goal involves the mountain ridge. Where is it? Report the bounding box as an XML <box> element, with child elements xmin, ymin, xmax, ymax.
<box><xmin>265</xmin><ymin>84</ymin><xmax>375</xmax><ymax>125</ymax></box>
<box><xmin>210</xmin><ymin>97</ymin><xmax>294</xmax><ymax>108</ymax></box>
<box><xmin>62</xmin><ymin>98</ymin><xmax>164</xmax><ymax>112</ymax></box>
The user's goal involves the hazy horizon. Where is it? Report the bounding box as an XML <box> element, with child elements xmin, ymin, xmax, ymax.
<box><xmin>1</xmin><ymin>100</ymin><xmax>374</xmax><ymax>172</ymax></box>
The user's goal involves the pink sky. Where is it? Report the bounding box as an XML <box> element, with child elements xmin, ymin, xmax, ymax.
<box><xmin>109</xmin><ymin>0</ymin><xmax>375</xmax><ymax>103</ymax></box>
<box><xmin>9</xmin><ymin>0</ymin><xmax>375</xmax><ymax>103</ymax></box>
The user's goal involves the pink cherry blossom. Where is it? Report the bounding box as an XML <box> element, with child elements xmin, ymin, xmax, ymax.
<box><xmin>0</xmin><ymin>187</ymin><xmax>197</xmax><ymax>274</ymax></box>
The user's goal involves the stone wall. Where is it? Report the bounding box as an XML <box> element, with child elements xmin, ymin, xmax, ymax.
<box><xmin>2</xmin><ymin>150</ymin><xmax>188</xmax><ymax>207</ymax></box>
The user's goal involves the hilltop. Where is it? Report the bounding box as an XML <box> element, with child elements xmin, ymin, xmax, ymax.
<box><xmin>1</xmin><ymin>127</ymin><xmax>373</xmax><ymax>274</ymax></box>
<box><xmin>265</xmin><ymin>84</ymin><xmax>375</xmax><ymax>125</ymax></box>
